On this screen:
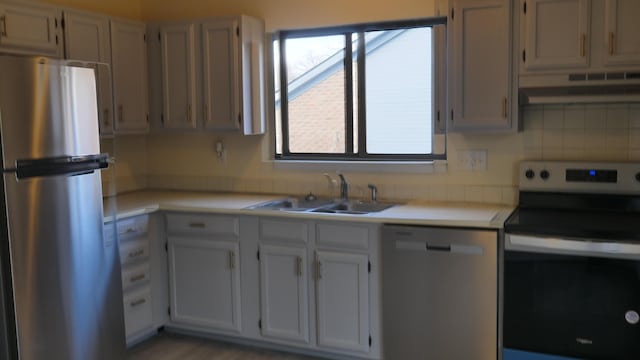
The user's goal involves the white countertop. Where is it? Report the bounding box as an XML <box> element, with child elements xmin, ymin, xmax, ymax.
<box><xmin>104</xmin><ymin>190</ymin><xmax>514</xmax><ymax>229</ymax></box>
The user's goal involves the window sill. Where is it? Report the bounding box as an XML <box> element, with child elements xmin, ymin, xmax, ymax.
<box><xmin>271</xmin><ymin>159</ymin><xmax>447</xmax><ymax>173</ymax></box>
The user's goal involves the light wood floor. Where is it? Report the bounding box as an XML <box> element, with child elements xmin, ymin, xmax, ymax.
<box><xmin>126</xmin><ymin>332</ymin><xmax>324</xmax><ymax>360</ymax></box>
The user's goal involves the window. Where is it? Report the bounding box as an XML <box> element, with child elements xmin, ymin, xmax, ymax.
<box><xmin>273</xmin><ymin>18</ymin><xmax>447</xmax><ymax>162</ymax></box>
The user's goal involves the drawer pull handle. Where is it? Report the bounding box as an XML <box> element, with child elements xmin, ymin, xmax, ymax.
<box><xmin>187</xmin><ymin>104</ymin><xmax>192</xmax><ymax>123</ymax></box>
<box><xmin>580</xmin><ymin>33</ymin><xmax>586</xmax><ymax>58</ymax></box>
<box><xmin>502</xmin><ymin>97</ymin><xmax>507</xmax><ymax>119</ymax></box>
<box><xmin>128</xmin><ymin>249</ymin><xmax>144</xmax><ymax>258</ymax></box>
<box><xmin>316</xmin><ymin>260</ymin><xmax>322</xmax><ymax>280</ymax></box>
<box><xmin>426</xmin><ymin>243</ymin><xmax>451</xmax><ymax>252</ymax></box>
<box><xmin>296</xmin><ymin>256</ymin><xmax>303</xmax><ymax>277</ymax></box>
<box><xmin>189</xmin><ymin>222</ymin><xmax>206</xmax><ymax>228</ymax></box>
<box><xmin>125</xmin><ymin>228</ymin><xmax>136</xmax><ymax>233</ymax></box>
<box><xmin>130</xmin><ymin>298</ymin><xmax>146</xmax><ymax>307</ymax></box>
<box><xmin>130</xmin><ymin>273</ymin><xmax>146</xmax><ymax>282</ymax></box>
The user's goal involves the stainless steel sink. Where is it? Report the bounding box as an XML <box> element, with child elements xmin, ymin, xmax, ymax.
<box><xmin>247</xmin><ymin>198</ymin><xmax>397</xmax><ymax>215</ymax></box>
<box><xmin>246</xmin><ymin>197</ymin><xmax>334</xmax><ymax>211</ymax></box>
<box><xmin>312</xmin><ymin>201</ymin><xmax>396</xmax><ymax>214</ymax></box>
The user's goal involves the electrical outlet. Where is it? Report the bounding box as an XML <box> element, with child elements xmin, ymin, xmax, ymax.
<box><xmin>457</xmin><ymin>150</ymin><xmax>488</xmax><ymax>171</ymax></box>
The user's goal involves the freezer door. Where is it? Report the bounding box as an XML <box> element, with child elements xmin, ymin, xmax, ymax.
<box><xmin>0</xmin><ymin>56</ymin><xmax>100</xmax><ymax>168</ymax></box>
<box><xmin>2</xmin><ymin>170</ymin><xmax>125</xmax><ymax>360</ymax></box>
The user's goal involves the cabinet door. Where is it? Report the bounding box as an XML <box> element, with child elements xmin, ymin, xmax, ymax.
<box><xmin>522</xmin><ymin>0</ymin><xmax>590</xmax><ymax>70</ymax></box>
<box><xmin>168</xmin><ymin>237</ymin><xmax>241</xmax><ymax>333</ymax></box>
<box><xmin>604</xmin><ymin>0</ymin><xmax>640</xmax><ymax>66</ymax></box>
<box><xmin>160</xmin><ymin>23</ymin><xmax>197</xmax><ymax>129</ymax></box>
<box><xmin>63</xmin><ymin>10</ymin><xmax>110</xmax><ymax>62</ymax></box>
<box><xmin>63</xmin><ymin>11</ymin><xmax>114</xmax><ymax>136</ymax></box>
<box><xmin>202</xmin><ymin>19</ymin><xmax>240</xmax><ymax>130</ymax></box>
<box><xmin>259</xmin><ymin>245</ymin><xmax>309</xmax><ymax>344</ymax></box>
<box><xmin>0</xmin><ymin>2</ymin><xmax>60</xmax><ymax>56</ymax></box>
<box><xmin>316</xmin><ymin>251</ymin><xmax>369</xmax><ymax>354</ymax></box>
<box><xmin>449</xmin><ymin>0</ymin><xmax>512</xmax><ymax>131</ymax></box>
<box><xmin>110</xmin><ymin>19</ymin><xmax>149</xmax><ymax>134</ymax></box>
<box><xmin>239</xmin><ymin>15</ymin><xmax>266</xmax><ymax>135</ymax></box>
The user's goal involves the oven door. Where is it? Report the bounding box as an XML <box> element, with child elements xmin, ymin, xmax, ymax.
<box><xmin>504</xmin><ymin>234</ymin><xmax>640</xmax><ymax>360</ymax></box>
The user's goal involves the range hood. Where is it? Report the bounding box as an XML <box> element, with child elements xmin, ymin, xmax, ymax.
<box><xmin>519</xmin><ymin>71</ymin><xmax>640</xmax><ymax>105</ymax></box>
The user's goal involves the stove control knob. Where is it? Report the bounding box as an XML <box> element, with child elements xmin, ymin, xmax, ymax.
<box><xmin>540</xmin><ymin>170</ymin><xmax>550</xmax><ymax>180</ymax></box>
<box><xmin>525</xmin><ymin>169</ymin><xmax>535</xmax><ymax>179</ymax></box>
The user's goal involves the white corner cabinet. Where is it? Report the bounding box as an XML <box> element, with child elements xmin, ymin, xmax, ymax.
<box><xmin>448</xmin><ymin>0</ymin><xmax>518</xmax><ymax>132</ymax></box>
<box><xmin>0</xmin><ymin>0</ymin><xmax>62</xmax><ymax>57</ymax></box>
<box><xmin>110</xmin><ymin>19</ymin><xmax>149</xmax><ymax>134</ymax></box>
<box><xmin>106</xmin><ymin>214</ymin><xmax>165</xmax><ymax>346</ymax></box>
<box><xmin>147</xmin><ymin>15</ymin><xmax>266</xmax><ymax>134</ymax></box>
<box><xmin>519</xmin><ymin>0</ymin><xmax>640</xmax><ymax>84</ymax></box>
<box><xmin>166</xmin><ymin>213</ymin><xmax>243</xmax><ymax>334</ymax></box>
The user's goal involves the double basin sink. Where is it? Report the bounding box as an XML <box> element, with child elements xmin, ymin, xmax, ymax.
<box><xmin>247</xmin><ymin>197</ymin><xmax>397</xmax><ymax>215</ymax></box>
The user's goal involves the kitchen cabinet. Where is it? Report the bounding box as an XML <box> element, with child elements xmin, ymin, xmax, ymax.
<box><xmin>604</xmin><ymin>0</ymin><xmax>640</xmax><ymax>66</ymax></box>
<box><xmin>202</xmin><ymin>16</ymin><xmax>265</xmax><ymax>134</ymax></box>
<box><xmin>110</xmin><ymin>19</ymin><xmax>149</xmax><ymax>134</ymax></box>
<box><xmin>159</xmin><ymin>23</ymin><xmax>197</xmax><ymax>129</ymax></box>
<box><xmin>315</xmin><ymin>251</ymin><xmax>369</xmax><ymax>353</ymax></box>
<box><xmin>0</xmin><ymin>1</ymin><xmax>61</xmax><ymax>57</ymax></box>
<box><xmin>110</xmin><ymin>215</ymin><xmax>157</xmax><ymax>345</ymax></box>
<box><xmin>382</xmin><ymin>225</ymin><xmax>498</xmax><ymax>360</ymax></box>
<box><xmin>166</xmin><ymin>213</ymin><xmax>242</xmax><ymax>334</ymax></box>
<box><xmin>258</xmin><ymin>244</ymin><xmax>310</xmax><ymax>344</ymax></box>
<box><xmin>255</xmin><ymin>218</ymin><xmax>380</xmax><ymax>358</ymax></box>
<box><xmin>63</xmin><ymin>9</ymin><xmax>114</xmax><ymax>136</ymax></box>
<box><xmin>448</xmin><ymin>0</ymin><xmax>515</xmax><ymax>132</ymax></box>
<box><xmin>521</xmin><ymin>0</ymin><xmax>590</xmax><ymax>70</ymax></box>
<box><xmin>148</xmin><ymin>15</ymin><xmax>265</xmax><ymax>134</ymax></box>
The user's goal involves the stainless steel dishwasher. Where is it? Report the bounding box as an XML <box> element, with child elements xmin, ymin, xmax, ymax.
<box><xmin>382</xmin><ymin>225</ymin><xmax>498</xmax><ymax>360</ymax></box>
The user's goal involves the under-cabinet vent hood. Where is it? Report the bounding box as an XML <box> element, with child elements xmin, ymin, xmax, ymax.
<box><xmin>519</xmin><ymin>71</ymin><xmax>640</xmax><ymax>105</ymax></box>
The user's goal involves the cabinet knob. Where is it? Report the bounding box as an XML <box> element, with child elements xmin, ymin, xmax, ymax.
<box><xmin>580</xmin><ymin>33</ymin><xmax>586</xmax><ymax>58</ymax></box>
<box><xmin>502</xmin><ymin>97</ymin><xmax>507</xmax><ymax>119</ymax></box>
<box><xmin>609</xmin><ymin>32</ymin><xmax>615</xmax><ymax>55</ymax></box>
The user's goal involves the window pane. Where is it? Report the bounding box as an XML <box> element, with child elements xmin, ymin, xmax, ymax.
<box><xmin>365</xmin><ymin>28</ymin><xmax>433</xmax><ymax>154</ymax></box>
<box><xmin>285</xmin><ymin>35</ymin><xmax>346</xmax><ymax>154</ymax></box>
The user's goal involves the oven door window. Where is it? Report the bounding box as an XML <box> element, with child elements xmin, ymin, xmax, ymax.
<box><xmin>504</xmin><ymin>251</ymin><xmax>640</xmax><ymax>359</ymax></box>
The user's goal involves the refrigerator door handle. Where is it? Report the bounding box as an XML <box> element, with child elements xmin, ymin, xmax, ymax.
<box><xmin>14</xmin><ymin>154</ymin><xmax>109</xmax><ymax>179</ymax></box>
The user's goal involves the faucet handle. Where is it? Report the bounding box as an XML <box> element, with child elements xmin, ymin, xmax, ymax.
<box><xmin>367</xmin><ymin>184</ymin><xmax>378</xmax><ymax>203</ymax></box>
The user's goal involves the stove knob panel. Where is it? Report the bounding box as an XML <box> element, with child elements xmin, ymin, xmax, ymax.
<box><xmin>525</xmin><ymin>169</ymin><xmax>535</xmax><ymax>179</ymax></box>
<box><xmin>540</xmin><ymin>170</ymin><xmax>550</xmax><ymax>180</ymax></box>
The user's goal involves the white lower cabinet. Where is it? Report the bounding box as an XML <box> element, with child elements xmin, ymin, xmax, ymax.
<box><xmin>259</xmin><ymin>244</ymin><xmax>309</xmax><ymax>343</ymax></box>
<box><xmin>315</xmin><ymin>251</ymin><xmax>370</xmax><ymax>354</ymax></box>
<box><xmin>166</xmin><ymin>213</ymin><xmax>242</xmax><ymax>334</ymax></box>
<box><xmin>255</xmin><ymin>217</ymin><xmax>380</xmax><ymax>359</ymax></box>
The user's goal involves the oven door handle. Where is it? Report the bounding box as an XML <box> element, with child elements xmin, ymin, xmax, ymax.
<box><xmin>506</xmin><ymin>234</ymin><xmax>640</xmax><ymax>259</ymax></box>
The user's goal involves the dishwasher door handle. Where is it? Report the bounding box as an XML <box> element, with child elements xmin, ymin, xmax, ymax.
<box><xmin>426</xmin><ymin>243</ymin><xmax>452</xmax><ymax>252</ymax></box>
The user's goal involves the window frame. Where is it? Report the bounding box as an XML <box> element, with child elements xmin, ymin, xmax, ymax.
<box><xmin>274</xmin><ymin>17</ymin><xmax>448</xmax><ymax>162</ymax></box>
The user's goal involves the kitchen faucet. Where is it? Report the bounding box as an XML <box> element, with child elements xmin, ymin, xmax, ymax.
<box><xmin>338</xmin><ymin>173</ymin><xmax>349</xmax><ymax>201</ymax></box>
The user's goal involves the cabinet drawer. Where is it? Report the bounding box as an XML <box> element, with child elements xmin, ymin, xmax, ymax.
<box><xmin>121</xmin><ymin>263</ymin><xmax>150</xmax><ymax>291</ymax></box>
<box><xmin>259</xmin><ymin>219</ymin><xmax>308</xmax><ymax>244</ymax></box>
<box><xmin>119</xmin><ymin>238</ymin><xmax>149</xmax><ymax>265</ymax></box>
<box><xmin>123</xmin><ymin>287</ymin><xmax>153</xmax><ymax>337</ymax></box>
<box><xmin>166</xmin><ymin>213</ymin><xmax>239</xmax><ymax>239</ymax></box>
<box><xmin>317</xmin><ymin>223</ymin><xmax>369</xmax><ymax>250</ymax></box>
<box><xmin>117</xmin><ymin>215</ymin><xmax>149</xmax><ymax>239</ymax></box>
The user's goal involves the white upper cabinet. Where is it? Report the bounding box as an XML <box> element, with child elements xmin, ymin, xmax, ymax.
<box><xmin>603</xmin><ymin>0</ymin><xmax>640</xmax><ymax>66</ymax></box>
<box><xmin>202</xmin><ymin>18</ymin><xmax>240</xmax><ymax>131</ymax></box>
<box><xmin>0</xmin><ymin>1</ymin><xmax>61</xmax><ymax>57</ymax></box>
<box><xmin>160</xmin><ymin>23</ymin><xmax>197</xmax><ymax>129</ymax></box>
<box><xmin>110</xmin><ymin>19</ymin><xmax>149</xmax><ymax>134</ymax></box>
<box><xmin>522</xmin><ymin>0</ymin><xmax>590</xmax><ymax>70</ymax></box>
<box><xmin>449</xmin><ymin>0</ymin><xmax>514</xmax><ymax>132</ymax></box>
<box><xmin>63</xmin><ymin>10</ymin><xmax>114</xmax><ymax>136</ymax></box>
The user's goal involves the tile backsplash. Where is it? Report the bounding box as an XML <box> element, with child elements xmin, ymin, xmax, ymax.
<box><xmin>112</xmin><ymin>104</ymin><xmax>640</xmax><ymax>206</ymax></box>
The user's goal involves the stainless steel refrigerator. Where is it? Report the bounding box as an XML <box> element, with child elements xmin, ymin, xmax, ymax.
<box><xmin>0</xmin><ymin>56</ymin><xmax>125</xmax><ymax>360</ymax></box>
